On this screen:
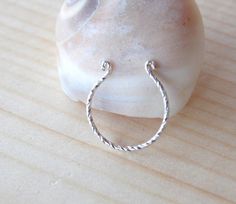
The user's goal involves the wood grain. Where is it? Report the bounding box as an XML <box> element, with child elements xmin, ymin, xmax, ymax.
<box><xmin>0</xmin><ymin>0</ymin><xmax>236</xmax><ymax>203</ymax></box>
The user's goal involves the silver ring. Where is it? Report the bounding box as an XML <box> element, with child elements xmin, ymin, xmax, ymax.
<box><xmin>86</xmin><ymin>60</ymin><xmax>170</xmax><ymax>152</ymax></box>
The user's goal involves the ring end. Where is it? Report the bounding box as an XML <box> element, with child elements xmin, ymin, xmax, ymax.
<box><xmin>101</xmin><ymin>61</ymin><xmax>112</xmax><ymax>73</ymax></box>
<box><xmin>145</xmin><ymin>60</ymin><xmax>158</xmax><ymax>71</ymax></box>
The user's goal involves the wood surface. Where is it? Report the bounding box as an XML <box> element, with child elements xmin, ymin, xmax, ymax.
<box><xmin>0</xmin><ymin>0</ymin><xmax>236</xmax><ymax>203</ymax></box>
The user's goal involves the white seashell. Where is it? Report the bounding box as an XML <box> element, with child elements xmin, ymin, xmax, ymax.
<box><xmin>56</xmin><ymin>0</ymin><xmax>205</xmax><ymax>118</ymax></box>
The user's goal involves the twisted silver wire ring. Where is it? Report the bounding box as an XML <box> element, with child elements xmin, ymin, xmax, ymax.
<box><xmin>86</xmin><ymin>60</ymin><xmax>170</xmax><ymax>152</ymax></box>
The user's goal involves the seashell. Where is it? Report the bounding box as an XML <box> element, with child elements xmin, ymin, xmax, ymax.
<box><xmin>56</xmin><ymin>0</ymin><xmax>205</xmax><ymax>118</ymax></box>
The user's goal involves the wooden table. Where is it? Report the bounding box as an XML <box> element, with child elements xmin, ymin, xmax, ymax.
<box><xmin>0</xmin><ymin>0</ymin><xmax>236</xmax><ymax>203</ymax></box>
